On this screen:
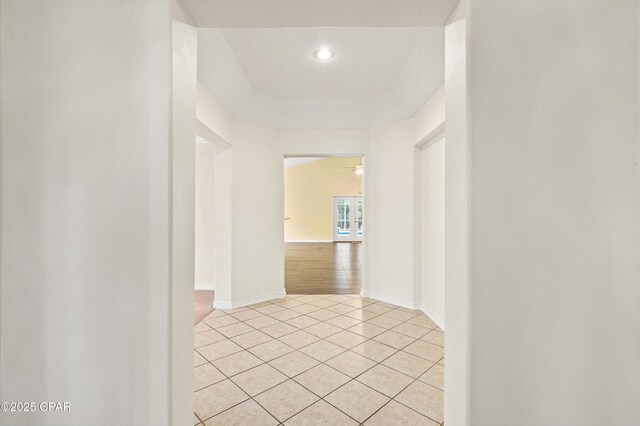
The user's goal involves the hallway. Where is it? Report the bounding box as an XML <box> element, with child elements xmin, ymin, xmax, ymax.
<box><xmin>285</xmin><ymin>243</ymin><xmax>362</xmax><ymax>294</ymax></box>
<box><xmin>194</xmin><ymin>294</ymin><xmax>444</xmax><ymax>425</ymax></box>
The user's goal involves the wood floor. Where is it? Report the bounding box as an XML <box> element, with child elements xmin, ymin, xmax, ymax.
<box><xmin>285</xmin><ymin>242</ymin><xmax>362</xmax><ymax>294</ymax></box>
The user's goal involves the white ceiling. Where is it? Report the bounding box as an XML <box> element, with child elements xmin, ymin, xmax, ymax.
<box><xmin>197</xmin><ymin>27</ymin><xmax>445</xmax><ymax>129</ymax></box>
<box><xmin>222</xmin><ymin>28</ymin><xmax>426</xmax><ymax>101</ymax></box>
<box><xmin>180</xmin><ymin>0</ymin><xmax>459</xmax><ymax>28</ymax></box>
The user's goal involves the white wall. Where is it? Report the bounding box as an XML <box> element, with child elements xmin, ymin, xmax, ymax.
<box><xmin>421</xmin><ymin>139</ymin><xmax>445</xmax><ymax>326</ymax></box>
<box><xmin>171</xmin><ymin>20</ymin><xmax>197</xmax><ymax>426</ymax></box>
<box><xmin>468</xmin><ymin>2</ymin><xmax>640</xmax><ymax>424</ymax></box>
<box><xmin>214</xmin><ymin>147</ymin><xmax>233</xmax><ymax>304</ymax></box>
<box><xmin>0</xmin><ymin>2</ymin><xmax>174</xmax><ymax>425</ymax></box>
<box><xmin>367</xmin><ymin>120</ymin><xmax>418</xmax><ymax>306</ymax></box>
<box><xmin>0</xmin><ymin>0</ymin><xmax>4</xmax><ymax>379</ymax></box>
<box><xmin>446</xmin><ymin>0</ymin><xmax>469</xmax><ymax>25</ymax></box>
<box><xmin>196</xmin><ymin>84</ymin><xmax>234</xmax><ymax>306</ymax></box>
<box><xmin>201</xmin><ymin>115</ymin><xmax>283</xmax><ymax>310</ymax></box>
<box><xmin>172</xmin><ymin>0</ymin><xmax>195</xmax><ymax>25</ymax></box>
<box><xmin>197</xmin><ymin>82</ymin><xmax>234</xmax><ymax>145</ymax></box>
<box><xmin>228</xmin><ymin>119</ymin><xmax>285</xmax><ymax>305</ymax></box>
<box><xmin>195</xmin><ymin>141</ymin><xmax>216</xmax><ymax>289</ymax></box>
<box><xmin>366</xmin><ymin>87</ymin><xmax>445</xmax><ymax>309</ymax></box>
<box><xmin>278</xmin><ymin>129</ymin><xmax>370</xmax><ymax>156</ymax></box>
<box><xmin>444</xmin><ymin>17</ymin><xmax>470</xmax><ymax>426</ymax></box>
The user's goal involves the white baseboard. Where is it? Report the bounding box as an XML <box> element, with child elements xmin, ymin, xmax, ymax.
<box><xmin>360</xmin><ymin>290</ymin><xmax>420</xmax><ymax>310</ymax></box>
<box><xmin>212</xmin><ymin>300</ymin><xmax>232</xmax><ymax>309</ymax></box>
<box><xmin>360</xmin><ymin>290</ymin><xmax>445</xmax><ymax>330</ymax></box>
<box><xmin>421</xmin><ymin>304</ymin><xmax>445</xmax><ymax>330</ymax></box>
<box><xmin>195</xmin><ymin>282</ymin><xmax>215</xmax><ymax>291</ymax></box>
<box><xmin>285</xmin><ymin>240</ymin><xmax>333</xmax><ymax>243</ymax></box>
<box><xmin>214</xmin><ymin>289</ymin><xmax>287</xmax><ymax>310</ymax></box>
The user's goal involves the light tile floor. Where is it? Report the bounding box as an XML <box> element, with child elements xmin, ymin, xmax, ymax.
<box><xmin>194</xmin><ymin>294</ymin><xmax>445</xmax><ymax>425</ymax></box>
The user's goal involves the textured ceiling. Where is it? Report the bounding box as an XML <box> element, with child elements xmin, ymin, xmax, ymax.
<box><xmin>180</xmin><ymin>0</ymin><xmax>458</xmax><ymax>28</ymax></box>
<box><xmin>198</xmin><ymin>27</ymin><xmax>444</xmax><ymax>129</ymax></box>
<box><xmin>222</xmin><ymin>28</ymin><xmax>426</xmax><ymax>101</ymax></box>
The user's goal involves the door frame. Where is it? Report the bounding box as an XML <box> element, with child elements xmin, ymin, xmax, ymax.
<box><xmin>170</xmin><ymin>13</ymin><xmax>471</xmax><ymax>426</ymax></box>
<box><xmin>283</xmin><ymin>154</ymin><xmax>367</xmax><ymax>296</ymax></box>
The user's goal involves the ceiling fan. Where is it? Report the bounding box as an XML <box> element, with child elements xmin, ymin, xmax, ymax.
<box><xmin>343</xmin><ymin>159</ymin><xmax>364</xmax><ymax>175</ymax></box>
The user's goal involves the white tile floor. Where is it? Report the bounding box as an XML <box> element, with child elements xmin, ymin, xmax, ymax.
<box><xmin>194</xmin><ymin>294</ymin><xmax>444</xmax><ymax>425</ymax></box>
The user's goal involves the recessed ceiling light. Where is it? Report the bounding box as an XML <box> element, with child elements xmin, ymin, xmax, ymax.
<box><xmin>314</xmin><ymin>48</ymin><xmax>334</xmax><ymax>61</ymax></box>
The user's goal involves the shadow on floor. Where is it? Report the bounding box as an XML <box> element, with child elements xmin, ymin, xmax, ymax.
<box><xmin>195</xmin><ymin>290</ymin><xmax>215</xmax><ymax>324</ymax></box>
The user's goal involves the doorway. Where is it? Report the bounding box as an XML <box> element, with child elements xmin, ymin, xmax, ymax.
<box><xmin>284</xmin><ymin>156</ymin><xmax>364</xmax><ymax>294</ymax></box>
<box><xmin>419</xmin><ymin>137</ymin><xmax>445</xmax><ymax>327</ymax></box>
<box><xmin>179</xmin><ymin>8</ymin><xmax>466</xmax><ymax>426</ymax></box>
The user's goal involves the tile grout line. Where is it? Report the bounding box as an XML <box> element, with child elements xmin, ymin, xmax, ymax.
<box><xmin>196</xmin><ymin>299</ymin><xmax>440</xmax><ymax>384</ymax></box>
<box><xmin>194</xmin><ymin>295</ymin><xmax>443</xmax><ymax>424</ymax></box>
<box><xmin>281</xmin><ymin>304</ymin><xmax>442</xmax><ymax>424</ymax></box>
<box><xmin>198</xmin><ymin>297</ymin><xmax>440</xmax><ymax>380</ymax></box>
<box><xmin>195</xmin><ymin>354</ymin><xmax>281</xmax><ymax>425</ymax></box>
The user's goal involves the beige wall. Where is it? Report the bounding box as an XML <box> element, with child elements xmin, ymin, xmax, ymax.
<box><xmin>285</xmin><ymin>157</ymin><xmax>362</xmax><ymax>241</ymax></box>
